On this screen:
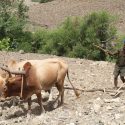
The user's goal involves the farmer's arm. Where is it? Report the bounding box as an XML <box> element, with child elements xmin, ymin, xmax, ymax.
<box><xmin>107</xmin><ymin>50</ymin><xmax>119</xmax><ymax>56</ymax></box>
<box><xmin>93</xmin><ymin>44</ymin><xmax>119</xmax><ymax>56</ymax></box>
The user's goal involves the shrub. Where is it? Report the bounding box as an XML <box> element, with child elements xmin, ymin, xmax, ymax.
<box><xmin>39</xmin><ymin>0</ymin><xmax>53</xmax><ymax>3</ymax></box>
<box><xmin>16</xmin><ymin>31</ymin><xmax>33</xmax><ymax>52</ymax></box>
<box><xmin>31</xmin><ymin>29</ymin><xmax>48</xmax><ymax>53</ymax></box>
<box><xmin>31</xmin><ymin>11</ymin><xmax>117</xmax><ymax>61</ymax></box>
<box><xmin>0</xmin><ymin>38</ymin><xmax>10</xmax><ymax>51</ymax></box>
<box><xmin>79</xmin><ymin>11</ymin><xmax>117</xmax><ymax>60</ymax></box>
<box><xmin>0</xmin><ymin>0</ymin><xmax>28</xmax><ymax>46</ymax></box>
<box><xmin>42</xmin><ymin>17</ymin><xmax>81</xmax><ymax>56</ymax></box>
<box><xmin>31</xmin><ymin>0</ymin><xmax>53</xmax><ymax>3</ymax></box>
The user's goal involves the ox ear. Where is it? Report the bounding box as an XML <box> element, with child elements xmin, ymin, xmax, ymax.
<box><xmin>23</xmin><ymin>62</ymin><xmax>32</xmax><ymax>72</ymax></box>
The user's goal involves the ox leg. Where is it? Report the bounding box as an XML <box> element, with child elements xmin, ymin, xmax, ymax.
<box><xmin>47</xmin><ymin>89</ymin><xmax>53</xmax><ymax>102</ymax></box>
<box><xmin>11</xmin><ymin>97</ymin><xmax>19</xmax><ymax>107</ymax></box>
<box><xmin>27</xmin><ymin>97</ymin><xmax>32</xmax><ymax>115</ymax></box>
<box><xmin>36</xmin><ymin>93</ymin><xmax>45</xmax><ymax>113</ymax></box>
<box><xmin>26</xmin><ymin>97</ymin><xmax>32</xmax><ymax>123</ymax></box>
<box><xmin>60</xmin><ymin>87</ymin><xmax>64</xmax><ymax>105</ymax></box>
<box><xmin>114</xmin><ymin>75</ymin><xmax>119</xmax><ymax>89</ymax></box>
<box><xmin>120</xmin><ymin>76</ymin><xmax>125</xmax><ymax>83</ymax></box>
<box><xmin>54</xmin><ymin>80</ymin><xmax>64</xmax><ymax>105</ymax></box>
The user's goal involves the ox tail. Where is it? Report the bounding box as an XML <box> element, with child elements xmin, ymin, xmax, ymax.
<box><xmin>67</xmin><ymin>70</ymin><xmax>80</xmax><ymax>97</ymax></box>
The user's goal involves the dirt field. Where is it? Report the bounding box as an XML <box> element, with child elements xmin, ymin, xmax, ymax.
<box><xmin>25</xmin><ymin>0</ymin><xmax>125</xmax><ymax>34</ymax></box>
<box><xmin>0</xmin><ymin>0</ymin><xmax>125</xmax><ymax>125</ymax></box>
<box><xmin>0</xmin><ymin>51</ymin><xmax>125</xmax><ymax>125</ymax></box>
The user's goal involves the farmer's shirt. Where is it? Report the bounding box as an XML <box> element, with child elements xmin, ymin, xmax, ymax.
<box><xmin>115</xmin><ymin>49</ymin><xmax>125</xmax><ymax>67</ymax></box>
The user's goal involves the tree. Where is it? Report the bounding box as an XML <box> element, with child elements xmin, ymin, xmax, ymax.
<box><xmin>79</xmin><ymin>11</ymin><xmax>116</xmax><ymax>60</ymax></box>
<box><xmin>0</xmin><ymin>0</ymin><xmax>28</xmax><ymax>49</ymax></box>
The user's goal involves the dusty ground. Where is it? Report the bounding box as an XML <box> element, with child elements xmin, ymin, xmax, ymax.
<box><xmin>25</xmin><ymin>0</ymin><xmax>125</xmax><ymax>34</ymax></box>
<box><xmin>0</xmin><ymin>0</ymin><xmax>125</xmax><ymax>125</ymax></box>
<box><xmin>0</xmin><ymin>51</ymin><xmax>125</xmax><ymax>125</ymax></box>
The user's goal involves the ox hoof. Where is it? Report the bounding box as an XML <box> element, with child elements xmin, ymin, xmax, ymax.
<box><xmin>26</xmin><ymin>114</ymin><xmax>32</xmax><ymax>125</ymax></box>
<box><xmin>39</xmin><ymin>106</ymin><xmax>46</xmax><ymax>114</ymax></box>
<box><xmin>26</xmin><ymin>113</ymin><xmax>31</xmax><ymax>120</ymax></box>
<box><xmin>53</xmin><ymin>101</ymin><xmax>59</xmax><ymax>109</ymax></box>
<box><xmin>26</xmin><ymin>111</ymin><xmax>33</xmax><ymax>120</ymax></box>
<box><xmin>27</xmin><ymin>110</ymin><xmax>32</xmax><ymax>117</ymax></box>
<box><xmin>42</xmin><ymin>108</ymin><xmax>46</xmax><ymax>114</ymax></box>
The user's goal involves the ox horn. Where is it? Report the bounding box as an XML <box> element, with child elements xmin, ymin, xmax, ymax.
<box><xmin>0</xmin><ymin>64</ymin><xmax>12</xmax><ymax>78</ymax></box>
<box><xmin>0</xmin><ymin>64</ymin><xmax>26</xmax><ymax>75</ymax></box>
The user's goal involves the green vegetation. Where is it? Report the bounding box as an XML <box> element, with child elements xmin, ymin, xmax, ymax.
<box><xmin>34</xmin><ymin>12</ymin><xmax>117</xmax><ymax>61</ymax></box>
<box><xmin>0</xmin><ymin>0</ymin><xmax>29</xmax><ymax>50</ymax></box>
<box><xmin>39</xmin><ymin>0</ymin><xmax>53</xmax><ymax>3</ymax></box>
<box><xmin>31</xmin><ymin>0</ymin><xmax>41</xmax><ymax>2</ymax></box>
<box><xmin>0</xmin><ymin>38</ymin><xmax>10</xmax><ymax>51</ymax></box>
<box><xmin>0</xmin><ymin>1</ymin><xmax>122</xmax><ymax>61</ymax></box>
<box><xmin>78</xmin><ymin>11</ymin><xmax>116</xmax><ymax>60</ymax></box>
<box><xmin>31</xmin><ymin>0</ymin><xmax>53</xmax><ymax>3</ymax></box>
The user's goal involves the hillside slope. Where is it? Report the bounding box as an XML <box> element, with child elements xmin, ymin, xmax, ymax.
<box><xmin>25</xmin><ymin>0</ymin><xmax>125</xmax><ymax>34</ymax></box>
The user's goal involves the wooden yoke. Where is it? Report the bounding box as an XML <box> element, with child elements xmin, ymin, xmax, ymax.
<box><xmin>20</xmin><ymin>75</ymin><xmax>24</xmax><ymax>98</ymax></box>
<box><xmin>0</xmin><ymin>64</ymin><xmax>26</xmax><ymax>98</ymax></box>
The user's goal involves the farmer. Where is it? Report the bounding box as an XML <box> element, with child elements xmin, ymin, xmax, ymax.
<box><xmin>109</xmin><ymin>40</ymin><xmax>125</xmax><ymax>88</ymax></box>
<box><xmin>94</xmin><ymin>40</ymin><xmax>125</xmax><ymax>88</ymax></box>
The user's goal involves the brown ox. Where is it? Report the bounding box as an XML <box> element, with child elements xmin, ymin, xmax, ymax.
<box><xmin>1</xmin><ymin>58</ymin><xmax>79</xmax><ymax>114</ymax></box>
<box><xmin>0</xmin><ymin>59</ymin><xmax>60</xmax><ymax>94</ymax></box>
<box><xmin>0</xmin><ymin>59</ymin><xmax>52</xmax><ymax>103</ymax></box>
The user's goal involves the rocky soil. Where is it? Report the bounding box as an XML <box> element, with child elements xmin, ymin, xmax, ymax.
<box><xmin>0</xmin><ymin>51</ymin><xmax>125</xmax><ymax>125</ymax></box>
